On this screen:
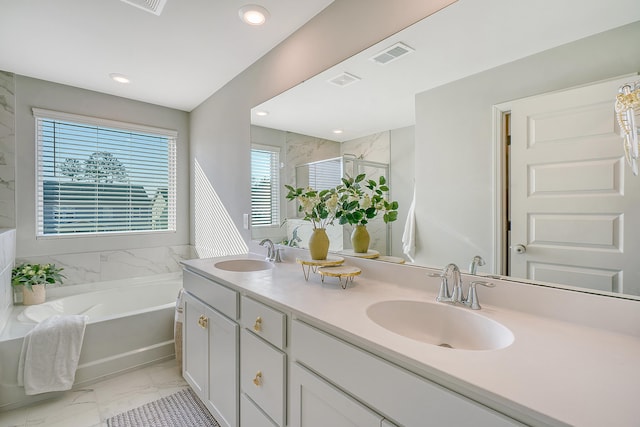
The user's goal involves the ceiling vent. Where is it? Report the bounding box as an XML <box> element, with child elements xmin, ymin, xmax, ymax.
<box><xmin>120</xmin><ymin>0</ymin><xmax>168</xmax><ymax>16</ymax></box>
<box><xmin>369</xmin><ymin>42</ymin><xmax>415</xmax><ymax>65</ymax></box>
<box><xmin>327</xmin><ymin>72</ymin><xmax>361</xmax><ymax>87</ymax></box>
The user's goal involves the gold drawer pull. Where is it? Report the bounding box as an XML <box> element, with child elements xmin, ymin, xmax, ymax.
<box><xmin>253</xmin><ymin>316</ymin><xmax>262</xmax><ymax>332</ymax></box>
<box><xmin>253</xmin><ymin>371</ymin><xmax>262</xmax><ymax>386</ymax></box>
<box><xmin>198</xmin><ymin>315</ymin><xmax>208</xmax><ymax>329</ymax></box>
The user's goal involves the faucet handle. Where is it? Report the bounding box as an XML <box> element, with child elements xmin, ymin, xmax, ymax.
<box><xmin>428</xmin><ymin>272</ymin><xmax>451</xmax><ymax>301</ymax></box>
<box><xmin>465</xmin><ymin>281</ymin><xmax>495</xmax><ymax>310</ymax></box>
<box><xmin>273</xmin><ymin>248</ymin><xmax>283</xmax><ymax>263</ymax></box>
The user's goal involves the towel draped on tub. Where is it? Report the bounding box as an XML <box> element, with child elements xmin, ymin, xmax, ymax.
<box><xmin>17</xmin><ymin>314</ymin><xmax>88</xmax><ymax>395</ymax></box>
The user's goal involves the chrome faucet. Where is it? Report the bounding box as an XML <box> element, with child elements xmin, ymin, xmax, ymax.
<box><xmin>469</xmin><ymin>255</ymin><xmax>485</xmax><ymax>275</ymax></box>
<box><xmin>429</xmin><ymin>263</ymin><xmax>464</xmax><ymax>303</ymax></box>
<box><xmin>259</xmin><ymin>238</ymin><xmax>276</xmax><ymax>261</ymax></box>
<box><xmin>429</xmin><ymin>263</ymin><xmax>494</xmax><ymax>310</ymax></box>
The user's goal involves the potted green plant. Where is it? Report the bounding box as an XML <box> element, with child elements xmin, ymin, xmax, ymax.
<box><xmin>12</xmin><ymin>262</ymin><xmax>65</xmax><ymax>305</ymax></box>
<box><xmin>335</xmin><ymin>174</ymin><xmax>399</xmax><ymax>253</ymax></box>
<box><xmin>284</xmin><ymin>185</ymin><xmax>340</xmax><ymax>260</ymax></box>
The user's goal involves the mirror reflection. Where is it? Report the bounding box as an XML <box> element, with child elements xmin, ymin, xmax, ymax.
<box><xmin>250</xmin><ymin>0</ymin><xmax>640</xmax><ymax>298</ymax></box>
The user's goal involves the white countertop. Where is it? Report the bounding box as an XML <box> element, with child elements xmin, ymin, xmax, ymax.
<box><xmin>182</xmin><ymin>251</ymin><xmax>640</xmax><ymax>427</ymax></box>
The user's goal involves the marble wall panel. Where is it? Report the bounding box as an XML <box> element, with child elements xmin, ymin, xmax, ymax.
<box><xmin>341</xmin><ymin>131</ymin><xmax>390</xmax><ymax>164</ymax></box>
<box><xmin>15</xmin><ymin>244</ymin><xmax>197</xmax><ymax>286</ymax></box>
<box><xmin>0</xmin><ymin>71</ymin><xmax>15</xmax><ymax>229</ymax></box>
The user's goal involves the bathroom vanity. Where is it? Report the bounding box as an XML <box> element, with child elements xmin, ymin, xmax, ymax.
<box><xmin>181</xmin><ymin>251</ymin><xmax>640</xmax><ymax>427</ymax></box>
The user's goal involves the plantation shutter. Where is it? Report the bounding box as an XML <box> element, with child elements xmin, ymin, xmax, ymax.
<box><xmin>251</xmin><ymin>145</ymin><xmax>280</xmax><ymax>227</ymax></box>
<box><xmin>34</xmin><ymin>108</ymin><xmax>177</xmax><ymax>236</ymax></box>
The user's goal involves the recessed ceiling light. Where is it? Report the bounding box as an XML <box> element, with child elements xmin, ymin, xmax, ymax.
<box><xmin>255</xmin><ymin>110</ymin><xmax>269</xmax><ymax>116</ymax></box>
<box><xmin>239</xmin><ymin>5</ymin><xmax>270</xmax><ymax>26</ymax></box>
<box><xmin>109</xmin><ymin>73</ymin><xmax>130</xmax><ymax>84</ymax></box>
<box><xmin>332</xmin><ymin>129</ymin><xmax>344</xmax><ymax>134</ymax></box>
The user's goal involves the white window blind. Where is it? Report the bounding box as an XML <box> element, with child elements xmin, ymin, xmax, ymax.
<box><xmin>251</xmin><ymin>145</ymin><xmax>280</xmax><ymax>227</ymax></box>
<box><xmin>308</xmin><ymin>158</ymin><xmax>342</xmax><ymax>191</ymax></box>
<box><xmin>34</xmin><ymin>108</ymin><xmax>177</xmax><ymax>236</ymax></box>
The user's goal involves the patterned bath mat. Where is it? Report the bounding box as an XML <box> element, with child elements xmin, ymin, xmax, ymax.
<box><xmin>106</xmin><ymin>388</ymin><xmax>220</xmax><ymax>427</ymax></box>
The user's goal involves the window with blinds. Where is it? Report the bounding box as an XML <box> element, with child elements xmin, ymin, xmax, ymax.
<box><xmin>251</xmin><ymin>145</ymin><xmax>280</xmax><ymax>227</ymax></box>
<box><xmin>308</xmin><ymin>158</ymin><xmax>342</xmax><ymax>191</ymax></box>
<box><xmin>34</xmin><ymin>108</ymin><xmax>177</xmax><ymax>236</ymax></box>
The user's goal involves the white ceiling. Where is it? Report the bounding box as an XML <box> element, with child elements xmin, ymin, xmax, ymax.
<box><xmin>0</xmin><ymin>0</ymin><xmax>334</xmax><ymax>112</ymax></box>
<box><xmin>252</xmin><ymin>0</ymin><xmax>640</xmax><ymax>142</ymax></box>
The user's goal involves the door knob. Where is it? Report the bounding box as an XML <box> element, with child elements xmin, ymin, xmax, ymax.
<box><xmin>512</xmin><ymin>244</ymin><xmax>526</xmax><ymax>254</ymax></box>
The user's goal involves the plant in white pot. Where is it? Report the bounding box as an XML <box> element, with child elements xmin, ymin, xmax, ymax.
<box><xmin>12</xmin><ymin>262</ymin><xmax>65</xmax><ymax>305</ymax></box>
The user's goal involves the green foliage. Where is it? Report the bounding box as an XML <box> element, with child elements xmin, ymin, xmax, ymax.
<box><xmin>284</xmin><ymin>185</ymin><xmax>340</xmax><ymax>229</ymax></box>
<box><xmin>285</xmin><ymin>173</ymin><xmax>399</xmax><ymax>229</ymax></box>
<box><xmin>335</xmin><ymin>174</ymin><xmax>399</xmax><ymax>226</ymax></box>
<box><xmin>12</xmin><ymin>263</ymin><xmax>65</xmax><ymax>290</ymax></box>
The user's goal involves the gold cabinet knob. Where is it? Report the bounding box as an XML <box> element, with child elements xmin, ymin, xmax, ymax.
<box><xmin>198</xmin><ymin>315</ymin><xmax>208</xmax><ymax>329</ymax></box>
<box><xmin>253</xmin><ymin>371</ymin><xmax>262</xmax><ymax>386</ymax></box>
<box><xmin>253</xmin><ymin>316</ymin><xmax>262</xmax><ymax>332</ymax></box>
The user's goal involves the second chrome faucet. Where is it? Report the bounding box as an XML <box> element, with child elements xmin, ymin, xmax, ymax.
<box><xmin>429</xmin><ymin>261</ymin><xmax>494</xmax><ymax>310</ymax></box>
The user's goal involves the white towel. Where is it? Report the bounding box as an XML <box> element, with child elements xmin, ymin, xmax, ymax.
<box><xmin>402</xmin><ymin>186</ymin><xmax>416</xmax><ymax>263</ymax></box>
<box><xmin>18</xmin><ymin>314</ymin><xmax>88</xmax><ymax>395</ymax></box>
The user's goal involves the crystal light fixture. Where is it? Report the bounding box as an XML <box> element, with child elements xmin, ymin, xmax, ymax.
<box><xmin>615</xmin><ymin>80</ymin><xmax>640</xmax><ymax>175</ymax></box>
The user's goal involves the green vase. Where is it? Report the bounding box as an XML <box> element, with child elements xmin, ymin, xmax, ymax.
<box><xmin>351</xmin><ymin>225</ymin><xmax>370</xmax><ymax>253</ymax></box>
<box><xmin>309</xmin><ymin>228</ymin><xmax>330</xmax><ymax>260</ymax></box>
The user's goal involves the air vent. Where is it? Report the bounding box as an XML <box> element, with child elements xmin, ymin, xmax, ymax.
<box><xmin>327</xmin><ymin>72</ymin><xmax>361</xmax><ymax>87</ymax></box>
<box><xmin>120</xmin><ymin>0</ymin><xmax>167</xmax><ymax>16</ymax></box>
<box><xmin>369</xmin><ymin>42</ymin><xmax>415</xmax><ymax>65</ymax></box>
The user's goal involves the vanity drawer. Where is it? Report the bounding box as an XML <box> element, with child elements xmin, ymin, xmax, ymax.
<box><xmin>183</xmin><ymin>269</ymin><xmax>238</xmax><ymax>320</ymax></box>
<box><xmin>292</xmin><ymin>320</ymin><xmax>522</xmax><ymax>427</ymax></box>
<box><xmin>240</xmin><ymin>295</ymin><xmax>286</xmax><ymax>349</ymax></box>
<box><xmin>240</xmin><ymin>329</ymin><xmax>286</xmax><ymax>426</ymax></box>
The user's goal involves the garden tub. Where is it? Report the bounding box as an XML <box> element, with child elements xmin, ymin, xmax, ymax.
<box><xmin>0</xmin><ymin>272</ymin><xmax>182</xmax><ymax>411</ymax></box>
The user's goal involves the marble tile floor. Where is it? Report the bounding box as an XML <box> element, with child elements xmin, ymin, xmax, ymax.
<box><xmin>0</xmin><ymin>359</ymin><xmax>189</xmax><ymax>427</ymax></box>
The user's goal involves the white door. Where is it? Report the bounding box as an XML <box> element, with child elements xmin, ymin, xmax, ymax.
<box><xmin>509</xmin><ymin>75</ymin><xmax>640</xmax><ymax>295</ymax></box>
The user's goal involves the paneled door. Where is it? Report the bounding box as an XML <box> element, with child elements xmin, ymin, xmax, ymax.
<box><xmin>509</xmin><ymin>75</ymin><xmax>640</xmax><ymax>295</ymax></box>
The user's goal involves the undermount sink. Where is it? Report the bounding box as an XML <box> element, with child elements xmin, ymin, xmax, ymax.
<box><xmin>214</xmin><ymin>259</ymin><xmax>274</xmax><ymax>272</ymax></box>
<box><xmin>366</xmin><ymin>300</ymin><xmax>514</xmax><ymax>351</ymax></box>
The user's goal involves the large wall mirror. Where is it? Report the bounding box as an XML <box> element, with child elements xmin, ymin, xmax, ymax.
<box><xmin>251</xmin><ymin>0</ymin><xmax>640</xmax><ymax>300</ymax></box>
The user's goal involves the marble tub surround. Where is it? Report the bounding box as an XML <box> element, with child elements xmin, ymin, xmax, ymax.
<box><xmin>15</xmin><ymin>244</ymin><xmax>197</xmax><ymax>287</ymax></box>
<box><xmin>183</xmin><ymin>249</ymin><xmax>640</xmax><ymax>427</ymax></box>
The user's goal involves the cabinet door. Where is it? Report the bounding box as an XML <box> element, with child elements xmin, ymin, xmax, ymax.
<box><xmin>183</xmin><ymin>293</ymin><xmax>209</xmax><ymax>398</ymax></box>
<box><xmin>183</xmin><ymin>292</ymin><xmax>239</xmax><ymax>427</ymax></box>
<box><xmin>241</xmin><ymin>393</ymin><xmax>277</xmax><ymax>427</ymax></box>
<box><xmin>290</xmin><ymin>363</ymin><xmax>384</xmax><ymax>427</ymax></box>
<box><xmin>207</xmin><ymin>304</ymin><xmax>239</xmax><ymax>427</ymax></box>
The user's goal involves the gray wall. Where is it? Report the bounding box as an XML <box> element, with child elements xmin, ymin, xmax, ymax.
<box><xmin>189</xmin><ymin>0</ymin><xmax>456</xmax><ymax>255</ymax></box>
<box><xmin>390</xmin><ymin>126</ymin><xmax>415</xmax><ymax>258</ymax></box>
<box><xmin>14</xmin><ymin>76</ymin><xmax>190</xmax><ymax>258</ymax></box>
<box><xmin>414</xmin><ymin>21</ymin><xmax>640</xmax><ymax>271</ymax></box>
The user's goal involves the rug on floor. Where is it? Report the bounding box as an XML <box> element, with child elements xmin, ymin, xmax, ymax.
<box><xmin>106</xmin><ymin>388</ymin><xmax>220</xmax><ymax>427</ymax></box>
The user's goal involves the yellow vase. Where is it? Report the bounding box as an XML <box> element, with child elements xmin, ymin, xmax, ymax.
<box><xmin>351</xmin><ymin>224</ymin><xmax>370</xmax><ymax>253</ymax></box>
<box><xmin>308</xmin><ymin>228</ymin><xmax>330</xmax><ymax>260</ymax></box>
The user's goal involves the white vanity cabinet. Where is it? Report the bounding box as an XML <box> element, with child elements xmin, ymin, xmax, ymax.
<box><xmin>183</xmin><ymin>270</ymin><xmax>239</xmax><ymax>427</ymax></box>
<box><xmin>239</xmin><ymin>295</ymin><xmax>287</xmax><ymax>426</ymax></box>
<box><xmin>291</xmin><ymin>362</ymin><xmax>392</xmax><ymax>426</ymax></box>
<box><xmin>292</xmin><ymin>319</ymin><xmax>524</xmax><ymax>427</ymax></box>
